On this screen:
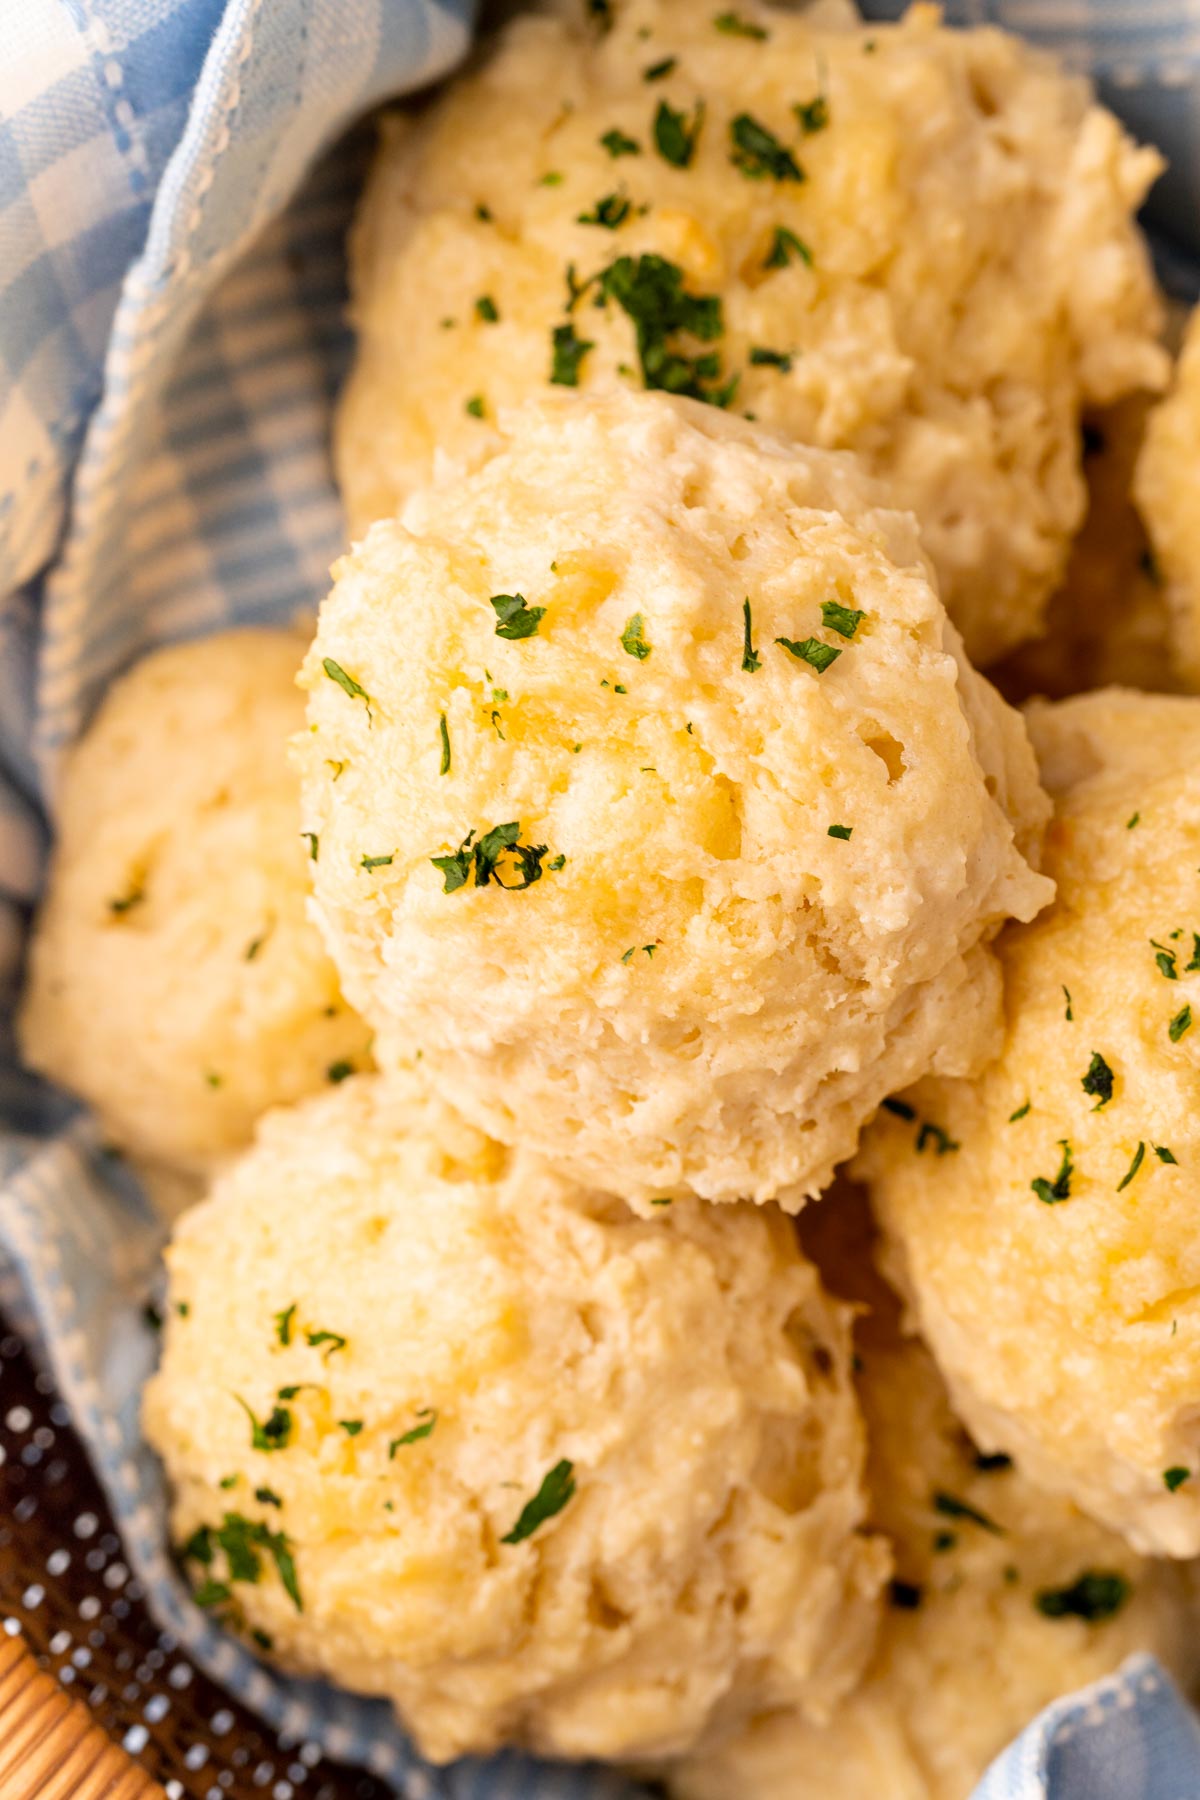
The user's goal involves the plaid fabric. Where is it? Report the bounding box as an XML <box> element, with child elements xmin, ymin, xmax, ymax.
<box><xmin>1</xmin><ymin>2</ymin><xmax>1199</xmax><ymax>1797</ymax></box>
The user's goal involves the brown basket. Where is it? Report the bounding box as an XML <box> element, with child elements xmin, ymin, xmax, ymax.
<box><xmin>0</xmin><ymin>1312</ymin><xmax>396</xmax><ymax>1800</ymax></box>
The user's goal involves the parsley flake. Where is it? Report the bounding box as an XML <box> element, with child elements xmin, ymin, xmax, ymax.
<box><xmin>578</xmin><ymin>191</ymin><xmax>632</xmax><ymax>228</ymax></box>
<box><xmin>1127</xmin><ymin>812</ymin><xmax>1140</xmax><ymax>829</ymax></box>
<box><xmin>1032</xmin><ymin>1139</ymin><xmax>1074</xmax><ymax>1205</ymax></box>
<box><xmin>501</xmin><ymin>1459</ymin><xmax>576</xmax><ymax>1543</ymax></box>
<box><xmin>828</xmin><ymin>824</ymin><xmax>853</xmax><ymax>841</ymax></box>
<box><xmin>654</xmin><ymin>98</ymin><xmax>705</xmax><ymax>169</ymax></box>
<box><xmin>620</xmin><ymin>613</ymin><xmax>652</xmax><ymax>660</ymax></box>
<box><xmin>433</xmin><ymin>823</ymin><xmax>550</xmax><ymax>893</ymax></box>
<box><xmin>1117</xmin><ymin>1141</ymin><xmax>1146</xmax><ymax>1192</ymax></box>
<box><xmin>1151</xmin><ymin>939</ymin><xmax>1179</xmax><ymax>980</ymax></box>
<box><xmin>360</xmin><ymin>852</ymin><xmax>394</xmax><ymax>871</ymax></box>
<box><xmin>1155</xmin><ymin>1145</ymin><xmax>1179</xmax><ymax>1165</ymax></box>
<box><xmin>776</xmin><ymin>636</ymin><xmax>841</xmax><ymax>673</ymax></box>
<box><xmin>1062</xmin><ymin>986</ymin><xmax>1074</xmax><ymax>1021</ymax></box>
<box><xmin>322</xmin><ymin>657</ymin><xmax>371</xmax><ymax>715</ymax></box>
<box><xmin>794</xmin><ymin>95</ymin><xmax>829</xmax><ymax>134</ymax></box>
<box><xmin>1165</xmin><ymin>1466</ymin><xmax>1191</xmax><ymax>1492</ymax></box>
<box><xmin>465</xmin><ymin>394</ymin><xmax>486</xmax><ymax>419</ymax></box>
<box><xmin>593</xmin><ymin>254</ymin><xmax>733</xmax><ymax>406</ymax></box>
<box><xmin>916</xmin><ymin>1121</ymin><xmax>959</xmax><ymax>1156</ymax></box>
<box><xmin>1035</xmin><ymin>1571</ymin><xmax>1129</xmax><ymax>1623</ymax></box>
<box><xmin>551</xmin><ymin>320</ymin><xmax>593</xmax><ymax>387</ymax></box>
<box><xmin>889</xmin><ymin>1580</ymin><xmax>922</xmax><ymax>1610</ymax></box>
<box><xmin>274</xmin><ymin>1304</ymin><xmax>296</xmax><ymax>1347</ymax></box>
<box><xmin>933</xmin><ymin>1490</ymin><xmax>1002</xmax><ymax>1535</ymax></box>
<box><xmin>1081</xmin><ymin>1051</ymin><xmax>1114</xmax><ymax>1109</ymax></box>
<box><xmin>1170</xmin><ymin>1004</ymin><xmax>1193</xmax><ymax>1043</ymax></box>
<box><xmin>1009</xmin><ymin>1100</ymin><xmax>1032</xmax><ymax>1123</ymax></box>
<box><xmin>644</xmin><ymin>56</ymin><xmax>677</xmax><ymax>81</ymax></box>
<box><xmin>475</xmin><ymin>295</ymin><xmax>499</xmax><ymax>323</ymax></box>
<box><xmin>601</xmin><ymin>128</ymin><xmax>640</xmax><ymax>157</ymax></box>
<box><xmin>491</xmin><ymin>592</ymin><xmax>546</xmax><ymax>639</ymax></box>
<box><xmin>973</xmin><ymin>1451</ymin><xmax>1014</xmax><ymax>1473</ymax></box>
<box><xmin>730</xmin><ymin>112</ymin><xmax>803</xmax><ymax>182</ymax></box>
<box><xmin>254</xmin><ymin>1487</ymin><xmax>282</xmax><ymax>1508</ymax></box>
<box><xmin>234</xmin><ymin>1395</ymin><xmax>293</xmax><ymax>1453</ymax></box>
<box><xmin>749</xmin><ymin>345</ymin><xmax>792</xmax><ymax>370</ymax></box>
<box><xmin>714</xmin><ymin>10</ymin><xmax>768</xmax><ymax>38</ymax></box>
<box><xmin>301</xmin><ymin>832</ymin><xmax>319</xmax><ymax>862</ymax></box>
<box><xmin>741</xmin><ymin>598</ymin><xmax>761</xmax><ymax>672</ymax></box>
<box><xmin>339</xmin><ymin>1420</ymin><xmax>363</xmax><ymax>1437</ymax></box>
<box><xmin>439</xmin><ymin>713</ymin><xmax>451</xmax><ymax>775</ymax></box>
<box><xmin>820</xmin><ymin>600</ymin><xmax>865</xmax><ymax>639</ymax></box>
<box><xmin>390</xmin><ymin>1409</ymin><xmax>438</xmax><ymax>1455</ymax></box>
<box><xmin>765</xmin><ymin>225</ymin><xmax>812</xmax><ymax>270</ymax></box>
<box><xmin>108</xmin><ymin>885</ymin><xmax>144</xmax><ymax>917</ymax></box>
<box><xmin>882</xmin><ymin>1098</ymin><xmax>916</xmax><ymax>1121</ymax></box>
<box><xmin>305</xmin><ymin>1330</ymin><xmax>347</xmax><ymax>1359</ymax></box>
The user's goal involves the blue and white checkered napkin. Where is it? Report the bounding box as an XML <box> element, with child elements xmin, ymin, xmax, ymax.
<box><xmin>2</xmin><ymin>3</ymin><xmax>1199</xmax><ymax>1796</ymax></box>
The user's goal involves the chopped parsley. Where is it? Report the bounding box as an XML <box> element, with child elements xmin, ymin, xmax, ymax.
<box><xmin>389</xmin><ymin>1409</ymin><xmax>438</xmax><ymax>1454</ymax></box>
<box><xmin>881</xmin><ymin>1097</ymin><xmax>916</xmax><ymax>1121</ymax></box>
<box><xmin>550</xmin><ymin>320</ymin><xmax>593</xmax><ymax>387</ymax></box>
<box><xmin>1062</xmin><ymin>986</ymin><xmax>1073</xmax><ymax>1021</ymax></box>
<box><xmin>475</xmin><ymin>204</ymin><xmax>492</xmax><ymax>222</ymax></box>
<box><xmin>108</xmin><ymin>885</ymin><xmax>144</xmax><ymax>917</ymax></box>
<box><xmin>764</xmin><ymin>225</ymin><xmax>812</xmax><ymax>270</ymax></box>
<box><xmin>549</xmin><ymin>854</ymin><xmax>566</xmax><ymax>871</ymax></box>
<box><xmin>301</xmin><ymin>831</ymin><xmax>319</xmax><ymax>862</ymax></box>
<box><xmin>749</xmin><ymin>346</ymin><xmax>792</xmax><ymax>370</ymax></box>
<box><xmin>1032</xmin><ymin>1139</ymin><xmax>1073</xmax><ymax>1205</ymax></box>
<box><xmin>821</xmin><ymin>600</ymin><xmax>865</xmax><ymax>639</ymax></box>
<box><xmin>644</xmin><ymin>56</ymin><xmax>677</xmax><ymax>81</ymax></box>
<box><xmin>1009</xmin><ymin>1100</ymin><xmax>1031</xmax><ymax>1122</ymax></box>
<box><xmin>1116</xmin><ymin>1141</ymin><xmax>1146</xmax><ymax>1192</ymax></box>
<box><xmin>305</xmin><ymin>1330</ymin><xmax>346</xmax><ymax>1359</ymax></box>
<box><xmin>654</xmin><ymin>98</ymin><xmax>705</xmax><ymax>169</ymax></box>
<box><xmin>183</xmin><ymin>1512</ymin><xmax>301</xmax><ymax>1613</ymax></box>
<box><xmin>500</xmin><ymin>1458</ymin><xmax>576</xmax><ymax>1543</ymax></box>
<box><xmin>601</xmin><ymin>128</ymin><xmax>640</xmax><ymax>157</ymax></box>
<box><xmin>590</xmin><ymin>254</ymin><xmax>733</xmax><ymax>406</ymax></box>
<box><xmin>620</xmin><ymin>613</ymin><xmax>652</xmax><ymax>660</ymax></box>
<box><xmin>322</xmin><ymin>657</ymin><xmax>371</xmax><ymax>715</ymax></box>
<box><xmin>1127</xmin><ymin>812</ymin><xmax>1140</xmax><ymax>829</ymax></box>
<box><xmin>715</xmin><ymin>10</ymin><xmax>767</xmax><ymax>38</ymax></box>
<box><xmin>1164</xmin><ymin>1466</ymin><xmax>1191</xmax><ymax>1492</ymax></box>
<box><xmin>234</xmin><ymin>1395</ymin><xmax>293</xmax><ymax>1453</ymax></box>
<box><xmin>338</xmin><ymin>1420</ymin><xmax>363</xmax><ymax>1437</ymax></box>
<box><xmin>432</xmin><ymin>823</ymin><xmax>550</xmax><ymax>893</ymax></box>
<box><xmin>916</xmin><ymin>1121</ymin><xmax>959</xmax><ymax>1156</ymax></box>
<box><xmin>1170</xmin><ymin>1004</ymin><xmax>1193</xmax><ymax>1043</ymax></box>
<box><xmin>254</xmin><ymin>1487</ymin><xmax>282</xmax><ymax>1508</ymax></box>
<box><xmin>360</xmin><ymin>852</ymin><xmax>394</xmax><ymax>870</ymax></box>
<box><xmin>1188</xmin><ymin>934</ymin><xmax>1200</xmax><ymax>972</ymax></box>
<box><xmin>439</xmin><ymin>713</ymin><xmax>451</xmax><ymax>775</ymax></box>
<box><xmin>828</xmin><ymin>824</ymin><xmax>852</xmax><ymax>841</ymax></box>
<box><xmin>578</xmin><ymin>191</ymin><xmax>632</xmax><ymax>228</ymax></box>
<box><xmin>1155</xmin><ymin>1145</ymin><xmax>1179</xmax><ymax>1165</ymax></box>
<box><xmin>973</xmin><ymin>1451</ymin><xmax>1013</xmax><ymax>1474</ymax></box>
<box><xmin>730</xmin><ymin>112</ymin><xmax>803</xmax><ymax>182</ymax></box>
<box><xmin>888</xmin><ymin>1580</ymin><xmax>922</xmax><ymax>1610</ymax></box>
<box><xmin>776</xmin><ymin>636</ymin><xmax>841</xmax><ymax>673</ymax></box>
<box><xmin>741</xmin><ymin>598</ymin><xmax>761</xmax><ymax>672</ymax></box>
<box><xmin>1151</xmin><ymin>939</ymin><xmax>1179</xmax><ymax>980</ymax></box>
<box><xmin>620</xmin><ymin>944</ymin><xmax>657</xmax><ymax>964</ymax></box>
<box><xmin>491</xmin><ymin>592</ymin><xmax>546</xmax><ymax>639</ymax></box>
<box><xmin>1081</xmin><ymin>1051</ymin><xmax>1114</xmax><ymax>1109</ymax></box>
<box><xmin>474</xmin><ymin>295</ymin><xmax>499</xmax><ymax>323</ymax></box>
<box><xmin>244</xmin><ymin>931</ymin><xmax>267</xmax><ymax>962</ymax></box>
<box><xmin>274</xmin><ymin>1304</ymin><xmax>296</xmax><ymax>1347</ymax></box>
<box><xmin>934</xmin><ymin>1491</ymin><xmax>1002</xmax><ymax>1535</ymax></box>
<box><xmin>465</xmin><ymin>394</ymin><xmax>486</xmax><ymax>419</ymax></box>
<box><xmin>794</xmin><ymin>95</ymin><xmax>829</xmax><ymax>134</ymax></box>
<box><xmin>539</xmin><ymin>172</ymin><xmax>564</xmax><ymax>187</ymax></box>
<box><xmin>1035</xmin><ymin>1571</ymin><xmax>1129</xmax><ymax>1623</ymax></box>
